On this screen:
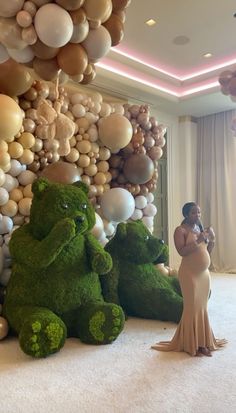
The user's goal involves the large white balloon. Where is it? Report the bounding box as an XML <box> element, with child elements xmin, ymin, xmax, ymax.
<box><xmin>82</xmin><ymin>25</ymin><xmax>111</xmax><ymax>62</ymax></box>
<box><xmin>34</xmin><ymin>4</ymin><xmax>73</xmax><ymax>48</ymax></box>
<box><xmin>100</xmin><ymin>188</ymin><xmax>135</xmax><ymax>222</ymax></box>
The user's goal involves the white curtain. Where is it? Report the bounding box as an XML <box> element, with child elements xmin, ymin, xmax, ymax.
<box><xmin>197</xmin><ymin>110</ymin><xmax>236</xmax><ymax>272</ymax></box>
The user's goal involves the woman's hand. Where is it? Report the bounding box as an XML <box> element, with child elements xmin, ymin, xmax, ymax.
<box><xmin>206</xmin><ymin>226</ymin><xmax>216</xmax><ymax>242</ymax></box>
<box><xmin>196</xmin><ymin>231</ymin><xmax>208</xmax><ymax>244</ymax></box>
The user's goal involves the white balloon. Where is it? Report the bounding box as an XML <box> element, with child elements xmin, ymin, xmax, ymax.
<box><xmin>7</xmin><ymin>46</ymin><xmax>34</xmax><ymax>63</ymax></box>
<box><xmin>100</xmin><ymin>102</ymin><xmax>111</xmax><ymax>117</ymax></box>
<box><xmin>72</xmin><ymin>103</ymin><xmax>86</xmax><ymax>118</ymax></box>
<box><xmin>146</xmin><ymin>192</ymin><xmax>154</xmax><ymax>203</ymax></box>
<box><xmin>18</xmin><ymin>170</ymin><xmax>36</xmax><ymax>186</ymax></box>
<box><xmin>131</xmin><ymin>208</ymin><xmax>143</xmax><ymax>221</ymax></box>
<box><xmin>143</xmin><ymin>203</ymin><xmax>157</xmax><ymax>217</ymax></box>
<box><xmin>142</xmin><ymin>216</ymin><xmax>154</xmax><ymax>230</ymax></box>
<box><xmin>0</xmin><ymin>187</ymin><xmax>9</xmax><ymax>206</ymax></box>
<box><xmin>91</xmin><ymin>212</ymin><xmax>104</xmax><ymax>240</ymax></box>
<box><xmin>0</xmin><ymin>215</ymin><xmax>13</xmax><ymax>234</ymax></box>
<box><xmin>34</xmin><ymin>4</ymin><xmax>73</xmax><ymax>48</ymax></box>
<box><xmin>0</xmin><ymin>44</ymin><xmax>9</xmax><ymax>63</ymax></box>
<box><xmin>2</xmin><ymin>174</ymin><xmax>17</xmax><ymax>192</ymax></box>
<box><xmin>9</xmin><ymin>159</ymin><xmax>23</xmax><ymax>177</ymax></box>
<box><xmin>103</xmin><ymin>219</ymin><xmax>115</xmax><ymax>236</ymax></box>
<box><xmin>112</xmin><ymin>103</ymin><xmax>124</xmax><ymax>116</ymax></box>
<box><xmin>100</xmin><ymin>188</ymin><xmax>135</xmax><ymax>222</ymax></box>
<box><xmin>135</xmin><ymin>195</ymin><xmax>147</xmax><ymax>210</ymax></box>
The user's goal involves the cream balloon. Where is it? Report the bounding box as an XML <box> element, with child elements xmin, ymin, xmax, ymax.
<box><xmin>0</xmin><ymin>44</ymin><xmax>9</xmax><ymax>64</ymax></box>
<box><xmin>100</xmin><ymin>187</ymin><xmax>135</xmax><ymax>222</ymax></box>
<box><xmin>82</xmin><ymin>25</ymin><xmax>111</xmax><ymax>62</ymax></box>
<box><xmin>0</xmin><ymin>0</ymin><xmax>24</xmax><ymax>17</ymax></box>
<box><xmin>0</xmin><ymin>95</ymin><xmax>23</xmax><ymax>141</ymax></box>
<box><xmin>34</xmin><ymin>4</ymin><xmax>74</xmax><ymax>48</ymax></box>
<box><xmin>7</xmin><ymin>46</ymin><xmax>34</xmax><ymax>63</ymax></box>
<box><xmin>0</xmin><ymin>17</ymin><xmax>27</xmax><ymax>50</ymax></box>
<box><xmin>98</xmin><ymin>114</ymin><xmax>132</xmax><ymax>151</ymax></box>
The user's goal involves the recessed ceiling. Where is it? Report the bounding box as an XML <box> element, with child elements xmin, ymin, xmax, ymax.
<box><xmin>93</xmin><ymin>0</ymin><xmax>236</xmax><ymax>116</ymax></box>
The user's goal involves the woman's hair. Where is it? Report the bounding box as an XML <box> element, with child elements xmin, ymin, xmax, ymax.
<box><xmin>182</xmin><ymin>202</ymin><xmax>197</xmax><ymax>218</ymax></box>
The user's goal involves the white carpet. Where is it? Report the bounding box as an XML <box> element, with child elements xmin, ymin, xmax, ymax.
<box><xmin>0</xmin><ymin>274</ymin><xmax>236</xmax><ymax>413</ymax></box>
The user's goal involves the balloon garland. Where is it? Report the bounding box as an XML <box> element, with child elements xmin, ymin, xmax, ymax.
<box><xmin>0</xmin><ymin>0</ymin><xmax>131</xmax><ymax>86</ymax></box>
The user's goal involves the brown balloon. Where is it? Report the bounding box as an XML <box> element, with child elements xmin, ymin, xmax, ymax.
<box><xmin>112</xmin><ymin>0</ymin><xmax>131</xmax><ymax>11</ymax></box>
<box><xmin>81</xmin><ymin>65</ymin><xmax>96</xmax><ymax>84</ymax></box>
<box><xmin>0</xmin><ymin>59</ymin><xmax>34</xmax><ymax>96</ymax></box>
<box><xmin>103</xmin><ymin>13</ymin><xmax>124</xmax><ymax>46</ymax></box>
<box><xmin>31</xmin><ymin>39</ymin><xmax>60</xmax><ymax>60</ymax></box>
<box><xmin>57</xmin><ymin>43</ymin><xmax>88</xmax><ymax>76</ymax></box>
<box><xmin>69</xmin><ymin>7</ymin><xmax>87</xmax><ymax>24</ymax></box>
<box><xmin>123</xmin><ymin>154</ymin><xmax>155</xmax><ymax>184</ymax></box>
<box><xmin>33</xmin><ymin>57</ymin><xmax>60</xmax><ymax>81</ymax></box>
<box><xmin>40</xmin><ymin>161</ymin><xmax>81</xmax><ymax>184</ymax></box>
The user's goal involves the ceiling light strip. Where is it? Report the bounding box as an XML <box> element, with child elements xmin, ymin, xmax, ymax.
<box><xmin>112</xmin><ymin>48</ymin><xmax>236</xmax><ymax>81</ymax></box>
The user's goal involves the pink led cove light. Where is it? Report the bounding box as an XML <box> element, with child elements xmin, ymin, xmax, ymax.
<box><xmin>96</xmin><ymin>61</ymin><xmax>220</xmax><ymax>98</ymax></box>
<box><xmin>96</xmin><ymin>61</ymin><xmax>179</xmax><ymax>97</ymax></box>
<box><xmin>112</xmin><ymin>47</ymin><xmax>236</xmax><ymax>81</ymax></box>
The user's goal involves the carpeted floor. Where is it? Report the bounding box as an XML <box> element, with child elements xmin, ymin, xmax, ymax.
<box><xmin>0</xmin><ymin>273</ymin><xmax>235</xmax><ymax>413</ymax></box>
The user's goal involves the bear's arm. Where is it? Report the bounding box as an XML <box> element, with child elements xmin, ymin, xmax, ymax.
<box><xmin>100</xmin><ymin>262</ymin><xmax>121</xmax><ymax>306</ymax></box>
<box><xmin>9</xmin><ymin>218</ymin><xmax>76</xmax><ymax>269</ymax></box>
<box><xmin>85</xmin><ymin>233</ymin><xmax>113</xmax><ymax>275</ymax></box>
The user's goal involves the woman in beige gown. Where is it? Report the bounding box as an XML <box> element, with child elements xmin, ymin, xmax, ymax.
<box><xmin>152</xmin><ymin>202</ymin><xmax>226</xmax><ymax>357</ymax></box>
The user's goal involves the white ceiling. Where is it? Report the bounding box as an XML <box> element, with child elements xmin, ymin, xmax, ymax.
<box><xmin>92</xmin><ymin>0</ymin><xmax>236</xmax><ymax>117</ymax></box>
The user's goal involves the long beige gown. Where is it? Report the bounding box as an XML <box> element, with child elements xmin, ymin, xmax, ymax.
<box><xmin>152</xmin><ymin>230</ymin><xmax>226</xmax><ymax>356</ymax></box>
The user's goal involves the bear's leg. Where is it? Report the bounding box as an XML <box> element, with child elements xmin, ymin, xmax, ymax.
<box><xmin>73</xmin><ymin>302</ymin><xmax>125</xmax><ymax>345</ymax></box>
<box><xmin>5</xmin><ymin>305</ymin><xmax>67</xmax><ymax>358</ymax></box>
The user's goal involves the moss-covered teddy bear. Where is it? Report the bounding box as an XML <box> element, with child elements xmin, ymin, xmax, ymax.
<box><xmin>3</xmin><ymin>178</ymin><xmax>125</xmax><ymax>358</ymax></box>
<box><xmin>100</xmin><ymin>221</ymin><xmax>182</xmax><ymax>323</ymax></box>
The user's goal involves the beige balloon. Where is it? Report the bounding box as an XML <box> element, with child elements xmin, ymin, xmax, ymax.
<box><xmin>0</xmin><ymin>17</ymin><xmax>27</xmax><ymax>50</ymax></box>
<box><xmin>0</xmin><ymin>0</ymin><xmax>24</xmax><ymax>17</ymax></box>
<box><xmin>0</xmin><ymin>94</ymin><xmax>23</xmax><ymax>141</ymax></box>
<box><xmin>31</xmin><ymin>39</ymin><xmax>59</xmax><ymax>60</ymax></box>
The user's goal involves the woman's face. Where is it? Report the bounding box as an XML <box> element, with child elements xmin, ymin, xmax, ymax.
<box><xmin>187</xmin><ymin>205</ymin><xmax>201</xmax><ymax>224</ymax></box>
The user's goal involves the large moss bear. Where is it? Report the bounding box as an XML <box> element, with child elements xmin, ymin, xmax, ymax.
<box><xmin>100</xmin><ymin>221</ymin><xmax>182</xmax><ymax>323</ymax></box>
<box><xmin>3</xmin><ymin>178</ymin><xmax>125</xmax><ymax>358</ymax></box>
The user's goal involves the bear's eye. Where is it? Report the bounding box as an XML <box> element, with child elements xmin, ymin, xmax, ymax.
<box><xmin>145</xmin><ymin>235</ymin><xmax>149</xmax><ymax>241</ymax></box>
<box><xmin>61</xmin><ymin>203</ymin><xmax>68</xmax><ymax>209</ymax></box>
<box><xmin>81</xmin><ymin>203</ymin><xmax>87</xmax><ymax>210</ymax></box>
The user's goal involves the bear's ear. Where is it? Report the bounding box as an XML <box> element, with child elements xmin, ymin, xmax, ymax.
<box><xmin>32</xmin><ymin>177</ymin><xmax>50</xmax><ymax>198</ymax></box>
<box><xmin>73</xmin><ymin>181</ymin><xmax>89</xmax><ymax>195</ymax></box>
<box><xmin>115</xmin><ymin>223</ymin><xmax>127</xmax><ymax>240</ymax></box>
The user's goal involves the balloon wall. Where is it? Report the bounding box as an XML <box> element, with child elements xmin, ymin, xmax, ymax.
<box><xmin>0</xmin><ymin>80</ymin><xmax>166</xmax><ymax>327</ymax></box>
<box><xmin>0</xmin><ymin>0</ymin><xmax>131</xmax><ymax>87</ymax></box>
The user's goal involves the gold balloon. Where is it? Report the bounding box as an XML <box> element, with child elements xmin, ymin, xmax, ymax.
<box><xmin>57</xmin><ymin>43</ymin><xmax>88</xmax><ymax>76</ymax></box>
<box><xmin>0</xmin><ymin>59</ymin><xmax>34</xmax><ymax>96</ymax></box>
<box><xmin>40</xmin><ymin>161</ymin><xmax>81</xmax><ymax>184</ymax></box>
<box><xmin>0</xmin><ymin>94</ymin><xmax>23</xmax><ymax>141</ymax></box>
<box><xmin>112</xmin><ymin>0</ymin><xmax>131</xmax><ymax>11</ymax></box>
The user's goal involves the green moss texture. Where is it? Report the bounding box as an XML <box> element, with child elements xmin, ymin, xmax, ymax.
<box><xmin>100</xmin><ymin>221</ymin><xmax>183</xmax><ymax>323</ymax></box>
<box><xmin>3</xmin><ymin>178</ymin><xmax>125</xmax><ymax>358</ymax></box>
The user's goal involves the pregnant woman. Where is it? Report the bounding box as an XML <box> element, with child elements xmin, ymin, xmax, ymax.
<box><xmin>152</xmin><ymin>202</ymin><xmax>226</xmax><ymax>357</ymax></box>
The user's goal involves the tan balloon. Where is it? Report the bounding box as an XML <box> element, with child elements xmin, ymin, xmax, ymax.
<box><xmin>0</xmin><ymin>0</ymin><xmax>24</xmax><ymax>17</ymax></box>
<box><xmin>123</xmin><ymin>154</ymin><xmax>155</xmax><ymax>185</ymax></box>
<box><xmin>0</xmin><ymin>94</ymin><xmax>23</xmax><ymax>141</ymax></box>
<box><xmin>40</xmin><ymin>161</ymin><xmax>81</xmax><ymax>184</ymax></box>
<box><xmin>33</xmin><ymin>57</ymin><xmax>60</xmax><ymax>81</ymax></box>
<box><xmin>83</xmin><ymin>0</ymin><xmax>112</xmax><ymax>23</ymax></box>
<box><xmin>0</xmin><ymin>59</ymin><xmax>34</xmax><ymax>96</ymax></box>
<box><xmin>57</xmin><ymin>43</ymin><xmax>88</xmax><ymax>76</ymax></box>
<box><xmin>69</xmin><ymin>7</ymin><xmax>86</xmax><ymax>24</ymax></box>
<box><xmin>0</xmin><ymin>17</ymin><xmax>27</xmax><ymax>50</ymax></box>
<box><xmin>31</xmin><ymin>39</ymin><xmax>59</xmax><ymax>60</ymax></box>
<box><xmin>98</xmin><ymin>114</ymin><xmax>132</xmax><ymax>151</ymax></box>
<box><xmin>56</xmin><ymin>0</ymin><xmax>85</xmax><ymax>10</ymax></box>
